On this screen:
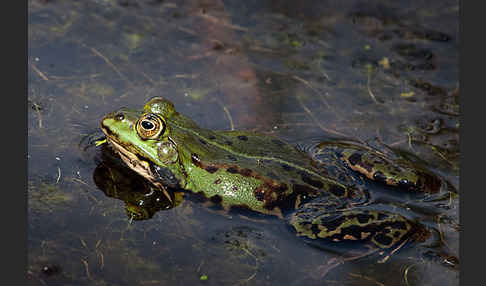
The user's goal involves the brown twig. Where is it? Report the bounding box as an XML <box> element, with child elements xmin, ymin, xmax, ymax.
<box><xmin>366</xmin><ymin>71</ymin><xmax>378</xmax><ymax>103</ymax></box>
<box><xmin>29</xmin><ymin>61</ymin><xmax>49</xmax><ymax>81</ymax></box>
<box><xmin>388</xmin><ymin>138</ymin><xmax>407</xmax><ymax>147</ymax></box>
<box><xmin>80</xmin><ymin>43</ymin><xmax>134</xmax><ymax>87</ymax></box>
<box><xmin>56</xmin><ymin>167</ymin><xmax>61</xmax><ymax>183</ymax></box>
<box><xmin>296</xmin><ymin>94</ymin><xmax>348</xmax><ymax>138</ymax></box>
<box><xmin>349</xmin><ymin>273</ymin><xmax>385</xmax><ymax>286</ymax></box>
<box><xmin>90</xmin><ymin>47</ymin><xmax>127</xmax><ymax>80</ymax></box>
<box><xmin>403</xmin><ymin>263</ymin><xmax>418</xmax><ymax>286</ymax></box>
<box><xmin>213</xmin><ymin>99</ymin><xmax>235</xmax><ymax>130</ymax></box>
<box><xmin>292</xmin><ymin>75</ymin><xmax>331</xmax><ymax>110</ymax></box>
<box><xmin>81</xmin><ymin>259</ymin><xmax>91</xmax><ymax>279</ymax></box>
<box><xmin>197</xmin><ymin>13</ymin><xmax>248</xmax><ymax>32</ymax></box>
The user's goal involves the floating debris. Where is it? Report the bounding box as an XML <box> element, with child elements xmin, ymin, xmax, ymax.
<box><xmin>401</xmin><ymin>91</ymin><xmax>415</xmax><ymax>98</ymax></box>
<box><xmin>95</xmin><ymin>138</ymin><xmax>108</xmax><ymax>146</ymax></box>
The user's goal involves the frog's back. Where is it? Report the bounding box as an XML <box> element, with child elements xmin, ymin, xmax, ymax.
<box><xmin>212</xmin><ymin>130</ymin><xmax>316</xmax><ymax>168</ymax></box>
<box><xmin>170</xmin><ymin>121</ymin><xmax>331</xmax><ymax>185</ymax></box>
<box><xmin>169</xmin><ymin>120</ymin><xmax>353</xmax><ymax>213</ymax></box>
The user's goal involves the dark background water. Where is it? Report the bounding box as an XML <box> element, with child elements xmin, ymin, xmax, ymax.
<box><xmin>28</xmin><ymin>0</ymin><xmax>459</xmax><ymax>285</ymax></box>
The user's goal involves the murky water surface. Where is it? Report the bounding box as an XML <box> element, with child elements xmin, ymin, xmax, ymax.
<box><xmin>28</xmin><ymin>0</ymin><xmax>459</xmax><ymax>285</ymax></box>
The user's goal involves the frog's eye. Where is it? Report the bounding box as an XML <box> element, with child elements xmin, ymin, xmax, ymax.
<box><xmin>136</xmin><ymin>113</ymin><xmax>166</xmax><ymax>140</ymax></box>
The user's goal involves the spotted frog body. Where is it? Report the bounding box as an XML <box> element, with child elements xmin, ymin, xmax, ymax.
<box><xmin>100</xmin><ymin>97</ymin><xmax>437</xmax><ymax>253</ymax></box>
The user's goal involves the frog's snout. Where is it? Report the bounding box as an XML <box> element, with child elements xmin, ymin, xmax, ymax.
<box><xmin>100</xmin><ymin>111</ymin><xmax>120</xmax><ymax>135</ymax></box>
<box><xmin>100</xmin><ymin>116</ymin><xmax>114</xmax><ymax>137</ymax></box>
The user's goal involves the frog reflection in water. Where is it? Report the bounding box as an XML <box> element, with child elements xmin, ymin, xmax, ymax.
<box><xmin>93</xmin><ymin>147</ymin><xmax>181</xmax><ymax>220</ymax></box>
<box><xmin>99</xmin><ymin>97</ymin><xmax>441</xmax><ymax>261</ymax></box>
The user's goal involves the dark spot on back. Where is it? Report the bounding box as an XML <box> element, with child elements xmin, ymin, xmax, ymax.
<box><xmin>253</xmin><ymin>186</ymin><xmax>265</xmax><ymax>201</ymax></box>
<box><xmin>239</xmin><ymin>168</ymin><xmax>252</xmax><ymax>177</ymax></box>
<box><xmin>356</xmin><ymin>213</ymin><xmax>373</xmax><ymax>224</ymax></box>
<box><xmin>272</xmin><ymin>139</ymin><xmax>285</xmax><ymax>147</ymax></box>
<box><xmin>191</xmin><ymin>153</ymin><xmax>202</xmax><ymax>168</ymax></box>
<box><xmin>237</xmin><ymin>135</ymin><xmax>248</xmax><ymax>141</ymax></box>
<box><xmin>347</xmin><ymin>152</ymin><xmax>362</xmax><ymax>165</ymax></box>
<box><xmin>281</xmin><ymin>164</ymin><xmax>293</xmax><ymax>171</ymax></box>
<box><xmin>275</xmin><ymin>183</ymin><xmax>288</xmax><ymax>193</ymax></box>
<box><xmin>320</xmin><ymin>215</ymin><xmax>346</xmax><ymax>231</ymax></box>
<box><xmin>373</xmin><ymin>171</ymin><xmax>387</xmax><ymax>183</ymax></box>
<box><xmin>329</xmin><ymin>185</ymin><xmax>346</xmax><ymax>197</ymax></box>
<box><xmin>377</xmin><ymin>213</ymin><xmax>389</xmax><ymax>220</ymax></box>
<box><xmin>311</xmin><ymin>223</ymin><xmax>320</xmax><ymax>236</ymax></box>
<box><xmin>300</xmin><ymin>173</ymin><xmax>324</xmax><ymax>189</ymax></box>
<box><xmin>293</xmin><ymin>184</ymin><xmax>318</xmax><ymax>195</ymax></box>
<box><xmin>199</xmin><ymin>139</ymin><xmax>207</xmax><ymax>145</ymax></box>
<box><xmin>227</xmin><ymin>166</ymin><xmax>238</xmax><ymax>173</ymax></box>
<box><xmin>227</xmin><ymin>155</ymin><xmax>238</xmax><ymax>161</ymax></box>
<box><xmin>209</xmin><ymin>135</ymin><xmax>216</xmax><ymax>140</ymax></box>
<box><xmin>210</xmin><ymin>195</ymin><xmax>223</xmax><ymax>204</ymax></box>
<box><xmin>205</xmin><ymin>166</ymin><xmax>219</xmax><ymax>173</ymax></box>
<box><xmin>389</xmin><ymin>220</ymin><xmax>408</xmax><ymax>230</ymax></box>
<box><xmin>193</xmin><ymin>191</ymin><xmax>209</xmax><ymax>203</ymax></box>
<box><xmin>373</xmin><ymin>233</ymin><xmax>393</xmax><ymax>246</ymax></box>
<box><xmin>341</xmin><ymin>225</ymin><xmax>365</xmax><ymax>240</ymax></box>
<box><xmin>253</xmin><ymin>182</ymin><xmax>290</xmax><ymax>210</ymax></box>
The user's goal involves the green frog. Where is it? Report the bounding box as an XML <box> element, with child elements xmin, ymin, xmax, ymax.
<box><xmin>100</xmin><ymin>97</ymin><xmax>439</xmax><ymax>254</ymax></box>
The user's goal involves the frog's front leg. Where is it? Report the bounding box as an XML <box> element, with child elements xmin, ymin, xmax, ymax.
<box><xmin>288</xmin><ymin>201</ymin><xmax>426</xmax><ymax>251</ymax></box>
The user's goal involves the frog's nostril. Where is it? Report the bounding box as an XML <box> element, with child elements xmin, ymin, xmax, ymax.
<box><xmin>115</xmin><ymin>113</ymin><xmax>125</xmax><ymax>121</ymax></box>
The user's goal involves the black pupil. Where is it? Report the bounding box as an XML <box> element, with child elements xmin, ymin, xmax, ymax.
<box><xmin>141</xmin><ymin>120</ymin><xmax>154</xmax><ymax>130</ymax></box>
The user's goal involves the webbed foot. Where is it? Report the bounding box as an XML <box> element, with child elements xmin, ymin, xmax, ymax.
<box><xmin>288</xmin><ymin>200</ymin><xmax>429</xmax><ymax>252</ymax></box>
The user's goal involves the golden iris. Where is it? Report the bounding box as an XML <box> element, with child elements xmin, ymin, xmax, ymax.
<box><xmin>136</xmin><ymin>113</ymin><xmax>165</xmax><ymax>140</ymax></box>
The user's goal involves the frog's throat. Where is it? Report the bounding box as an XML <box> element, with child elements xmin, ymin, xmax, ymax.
<box><xmin>170</xmin><ymin>122</ymin><xmax>348</xmax><ymax>190</ymax></box>
<box><xmin>105</xmin><ymin>138</ymin><xmax>174</xmax><ymax>203</ymax></box>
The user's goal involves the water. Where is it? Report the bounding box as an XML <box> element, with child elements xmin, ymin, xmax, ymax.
<box><xmin>28</xmin><ymin>0</ymin><xmax>459</xmax><ymax>285</ymax></box>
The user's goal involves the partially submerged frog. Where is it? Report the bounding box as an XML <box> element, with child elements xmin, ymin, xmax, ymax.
<box><xmin>100</xmin><ymin>97</ymin><xmax>439</xmax><ymax>256</ymax></box>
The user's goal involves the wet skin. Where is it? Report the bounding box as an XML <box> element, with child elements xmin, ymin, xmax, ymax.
<box><xmin>100</xmin><ymin>97</ymin><xmax>438</xmax><ymax>252</ymax></box>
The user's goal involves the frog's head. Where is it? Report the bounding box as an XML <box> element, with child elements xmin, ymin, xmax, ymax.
<box><xmin>100</xmin><ymin>97</ymin><xmax>183</xmax><ymax>188</ymax></box>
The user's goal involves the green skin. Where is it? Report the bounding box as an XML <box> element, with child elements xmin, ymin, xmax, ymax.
<box><xmin>101</xmin><ymin>97</ymin><xmax>434</xmax><ymax>250</ymax></box>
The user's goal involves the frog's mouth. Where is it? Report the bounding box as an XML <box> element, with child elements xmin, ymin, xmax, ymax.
<box><xmin>101</xmin><ymin>126</ymin><xmax>174</xmax><ymax>203</ymax></box>
<box><xmin>106</xmin><ymin>138</ymin><xmax>154</xmax><ymax>180</ymax></box>
<box><xmin>99</xmin><ymin>123</ymin><xmax>147</xmax><ymax>168</ymax></box>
